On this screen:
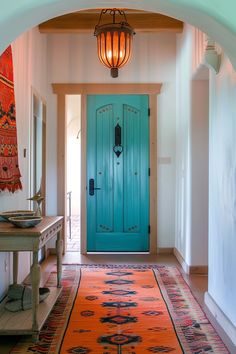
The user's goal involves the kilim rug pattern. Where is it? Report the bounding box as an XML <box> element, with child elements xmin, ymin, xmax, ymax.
<box><xmin>10</xmin><ymin>265</ymin><xmax>229</xmax><ymax>354</ymax></box>
<box><xmin>0</xmin><ymin>45</ymin><xmax>22</xmax><ymax>192</ymax></box>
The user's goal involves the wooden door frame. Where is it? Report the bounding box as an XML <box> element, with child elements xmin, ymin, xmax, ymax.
<box><xmin>52</xmin><ymin>83</ymin><xmax>162</xmax><ymax>254</ymax></box>
<box><xmin>30</xmin><ymin>87</ymin><xmax>47</xmax><ymax>216</ymax></box>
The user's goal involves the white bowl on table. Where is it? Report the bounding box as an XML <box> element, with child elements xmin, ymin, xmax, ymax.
<box><xmin>8</xmin><ymin>216</ymin><xmax>42</xmax><ymax>228</ymax></box>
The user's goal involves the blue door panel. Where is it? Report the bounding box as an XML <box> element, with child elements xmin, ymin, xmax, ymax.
<box><xmin>96</xmin><ymin>104</ymin><xmax>114</xmax><ymax>233</ymax></box>
<box><xmin>94</xmin><ymin>233</ymin><xmax>148</xmax><ymax>252</ymax></box>
<box><xmin>123</xmin><ymin>104</ymin><xmax>141</xmax><ymax>233</ymax></box>
<box><xmin>87</xmin><ymin>95</ymin><xmax>149</xmax><ymax>252</ymax></box>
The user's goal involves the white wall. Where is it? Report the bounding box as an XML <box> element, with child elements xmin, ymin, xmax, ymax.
<box><xmin>175</xmin><ymin>25</ymin><xmax>192</xmax><ymax>262</ymax></box>
<box><xmin>157</xmin><ymin>83</ymin><xmax>176</xmax><ymax>247</ymax></box>
<box><xmin>0</xmin><ymin>27</ymin><xmax>48</xmax><ymax>299</ymax></box>
<box><xmin>175</xmin><ymin>24</ymin><xmax>209</xmax><ymax>267</ymax></box>
<box><xmin>47</xmin><ymin>32</ymin><xmax>177</xmax><ymax>248</ymax></box>
<box><xmin>191</xmin><ymin>80</ymin><xmax>209</xmax><ymax>265</ymax></box>
<box><xmin>175</xmin><ymin>25</ymin><xmax>236</xmax><ymax>342</ymax></box>
<box><xmin>208</xmin><ymin>53</ymin><xmax>236</xmax><ymax>327</ymax></box>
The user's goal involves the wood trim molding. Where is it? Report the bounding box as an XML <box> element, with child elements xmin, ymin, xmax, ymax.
<box><xmin>42</xmin><ymin>102</ymin><xmax>46</xmax><ymax>216</ymax></box>
<box><xmin>157</xmin><ymin>247</ymin><xmax>174</xmax><ymax>254</ymax></box>
<box><xmin>149</xmin><ymin>94</ymin><xmax>158</xmax><ymax>254</ymax></box>
<box><xmin>56</xmin><ymin>93</ymin><xmax>67</xmax><ymax>253</ymax></box>
<box><xmin>39</xmin><ymin>12</ymin><xmax>183</xmax><ymax>34</ymax></box>
<box><xmin>173</xmin><ymin>247</ymin><xmax>189</xmax><ymax>273</ymax></box>
<box><xmin>190</xmin><ymin>265</ymin><xmax>208</xmax><ymax>275</ymax></box>
<box><xmin>54</xmin><ymin>83</ymin><xmax>162</xmax><ymax>254</ymax></box>
<box><xmin>30</xmin><ymin>88</ymin><xmax>47</xmax><ymax>216</ymax></box>
<box><xmin>80</xmin><ymin>95</ymin><xmax>87</xmax><ymax>254</ymax></box>
<box><xmin>174</xmin><ymin>247</ymin><xmax>208</xmax><ymax>275</ymax></box>
<box><xmin>52</xmin><ymin>83</ymin><xmax>162</xmax><ymax>95</ymax></box>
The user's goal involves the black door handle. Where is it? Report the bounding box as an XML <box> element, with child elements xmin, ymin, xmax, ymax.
<box><xmin>89</xmin><ymin>178</ymin><xmax>101</xmax><ymax>196</ymax></box>
<box><xmin>113</xmin><ymin>123</ymin><xmax>123</xmax><ymax>157</ymax></box>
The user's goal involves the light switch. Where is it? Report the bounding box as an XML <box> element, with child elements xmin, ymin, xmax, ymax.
<box><xmin>158</xmin><ymin>157</ymin><xmax>171</xmax><ymax>164</ymax></box>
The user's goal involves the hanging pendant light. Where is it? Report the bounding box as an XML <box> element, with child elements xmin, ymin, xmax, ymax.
<box><xmin>94</xmin><ymin>9</ymin><xmax>135</xmax><ymax>78</ymax></box>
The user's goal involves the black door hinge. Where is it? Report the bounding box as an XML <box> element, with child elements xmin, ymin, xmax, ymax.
<box><xmin>148</xmin><ymin>225</ymin><xmax>151</xmax><ymax>234</ymax></box>
<box><xmin>148</xmin><ymin>108</ymin><xmax>150</xmax><ymax>116</ymax></box>
<box><xmin>148</xmin><ymin>168</ymin><xmax>151</xmax><ymax>176</ymax></box>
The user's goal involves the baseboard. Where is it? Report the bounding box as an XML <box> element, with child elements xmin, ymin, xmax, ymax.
<box><xmin>86</xmin><ymin>252</ymin><xmax>150</xmax><ymax>254</ymax></box>
<box><xmin>173</xmin><ymin>247</ymin><xmax>189</xmax><ymax>273</ymax></box>
<box><xmin>190</xmin><ymin>265</ymin><xmax>208</xmax><ymax>274</ymax></box>
<box><xmin>205</xmin><ymin>292</ymin><xmax>236</xmax><ymax>352</ymax></box>
<box><xmin>157</xmin><ymin>247</ymin><xmax>174</xmax><ymax>254</ymax></box>
<box><xmin>173</xmin><ymin>248</ymin><xmax>208</xmax><ymax>275</ymax></box>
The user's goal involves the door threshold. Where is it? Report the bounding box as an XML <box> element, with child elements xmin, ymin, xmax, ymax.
<box><xmin>86</xmin><ymin>252</ymin><xmax>150</xmax><ymax>255</ymax></box>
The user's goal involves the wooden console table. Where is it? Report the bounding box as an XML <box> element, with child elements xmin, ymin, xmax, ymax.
<box><xmin>0</xmin><ymin>216</ymin><xmax>63</xmax><ymax>341</ymax></box>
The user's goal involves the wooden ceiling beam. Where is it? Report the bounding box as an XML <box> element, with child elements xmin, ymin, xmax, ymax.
<box><xmin>38</xmin><ymin>12</ymin><xmax>183</xmax><ymax>33</ymax></box>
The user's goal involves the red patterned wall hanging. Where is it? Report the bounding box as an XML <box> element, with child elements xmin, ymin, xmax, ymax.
<box><xmin>0</xmin><ymin>45</ymin><xmax>22</xmax><ymax>192</ymax></box>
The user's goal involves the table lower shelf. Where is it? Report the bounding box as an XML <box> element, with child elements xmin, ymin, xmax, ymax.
<box><xmin>0</xmin><ymin>287</ymin><xmax>62</xmax><ymax>335</ymax></box>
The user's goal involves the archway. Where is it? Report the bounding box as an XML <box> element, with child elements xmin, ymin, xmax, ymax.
<box><xmin>1</xmin><ymin>2</ymin><xmax>236</xmax><ymax>348</ymax></box>
<box><xmin>0</xmin><ymin>1</ymin><xmax>236</xmax><ymax>69</ymax></box>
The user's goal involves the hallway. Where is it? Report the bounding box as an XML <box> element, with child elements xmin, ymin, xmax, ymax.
<box><xmin>0</xmin><ymin>0</ymin><xmax>236</xmax><ymax>351</ymax></box>
<box><xmin>0</xmin><ymin>253</ymin><xmax>210</xmax><ymax>353</ymax></box>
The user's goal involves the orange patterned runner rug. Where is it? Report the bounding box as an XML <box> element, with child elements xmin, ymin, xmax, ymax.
<box><xmin>10</xmin><ymin>265</ymin><xmax>229</xmax><ymax>354</ymax></box>
<box><xmin>60</xmin><ymin>268</ymin><xmax>182</xmax><ymax>353</ymax></box>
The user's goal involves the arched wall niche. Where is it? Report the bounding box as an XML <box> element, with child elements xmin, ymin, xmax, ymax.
<box><xmin>0</xmin><ymin>0</ymin><xmax>236</xmax><ymax>69</ymax></box>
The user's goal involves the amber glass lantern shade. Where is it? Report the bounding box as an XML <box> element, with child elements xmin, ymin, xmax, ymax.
<box><xmin>94</xmin><ymin>9</ymin><xmax>135</xmax><ymax>78</ymax></box>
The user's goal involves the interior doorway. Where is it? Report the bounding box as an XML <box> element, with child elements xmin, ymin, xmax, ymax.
<box><xmin>66</xmin><ymin>95</ymin><xmax>81</xmax><ymax>251</ymax></box>
<box><xmin>53</xmin><ymin>83</ymin><xmax>161</xmax><ymax>254</ymax></box>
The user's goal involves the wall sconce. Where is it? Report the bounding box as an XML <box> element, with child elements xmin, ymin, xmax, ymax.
<box><xmin>94</xmin><ymin>9</ymin><xmax>135</xmax><ymax>78</ymax></box>
<box><xmin>203</xmin><ymin>37</ymin><xmax>221</xmax><ymax>74</ymax></box>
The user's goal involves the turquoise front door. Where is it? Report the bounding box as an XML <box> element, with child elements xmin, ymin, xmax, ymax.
<box><xmin>87</xmin><ymin>95</ymin><xmax>149</xmax><ymax>251</ymax></box>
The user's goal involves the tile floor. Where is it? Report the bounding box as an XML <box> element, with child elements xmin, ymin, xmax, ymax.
<box><xmin>66</xmin><ymin>215</ymin><xmax>80</xmax><ymax>251</ymax></box>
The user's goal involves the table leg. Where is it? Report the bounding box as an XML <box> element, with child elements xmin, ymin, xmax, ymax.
<box><xmin>56</xmin><ymin>229</ymin><xmax>63</xmax><ymax>288</ymax></box>
<box><xmin>31</xmin><ymin>251</ymin><xmax>40</xmax><ymax>341</ymax></box>
<box><xmin>13</xmin><ymin>252</ymin><xmax>18</xmax><ymax>285</ymax></box>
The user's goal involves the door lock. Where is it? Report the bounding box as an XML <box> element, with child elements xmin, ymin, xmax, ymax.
<box><xmin>89</xmin><ymin>178</ymin><xmax>101</xmax><ymax>196</ymax></box>
<box><xmin>113</xmin><ymin>123</ymin><xmax>123</xmax><ymax>157</ymax></box>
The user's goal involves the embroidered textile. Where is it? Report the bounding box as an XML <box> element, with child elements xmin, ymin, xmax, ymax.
<box><xmin>0</xmin><ymin>45</ymin><xmax>22</xmax><ymax>192</ymax></box>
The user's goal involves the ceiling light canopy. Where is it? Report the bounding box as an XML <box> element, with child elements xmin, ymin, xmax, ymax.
<box><xmin>94</xmin><ymin>9</ymin><xmax>135</xmax><ymax>78</ymax></box>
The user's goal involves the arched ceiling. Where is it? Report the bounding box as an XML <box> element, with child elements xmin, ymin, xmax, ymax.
<box><xmin>38</xmin><ymin>10</ymin><xmax>183</xmax><ymax>34</ymax></box>
<box><xmin>0</xmin><ymin>0</ymin><xmax>236</xmax><ymax>69</ymax></box>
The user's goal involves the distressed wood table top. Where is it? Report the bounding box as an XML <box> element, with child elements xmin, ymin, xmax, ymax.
<box><xmin>0</xmin><ymin>216</ymin><xmax>63</xmax><ymax>251</ymax></box>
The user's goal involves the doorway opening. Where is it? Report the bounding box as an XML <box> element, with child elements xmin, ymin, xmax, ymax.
<box><xmin>53</xmin><ymin>83</ymin><xmax>161</xmax><ymax>254</ymax></box>
<box><xmin>66</xmin><ymin>95</ymin><xmax>81</xmax><ymax>251</ymax></box>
